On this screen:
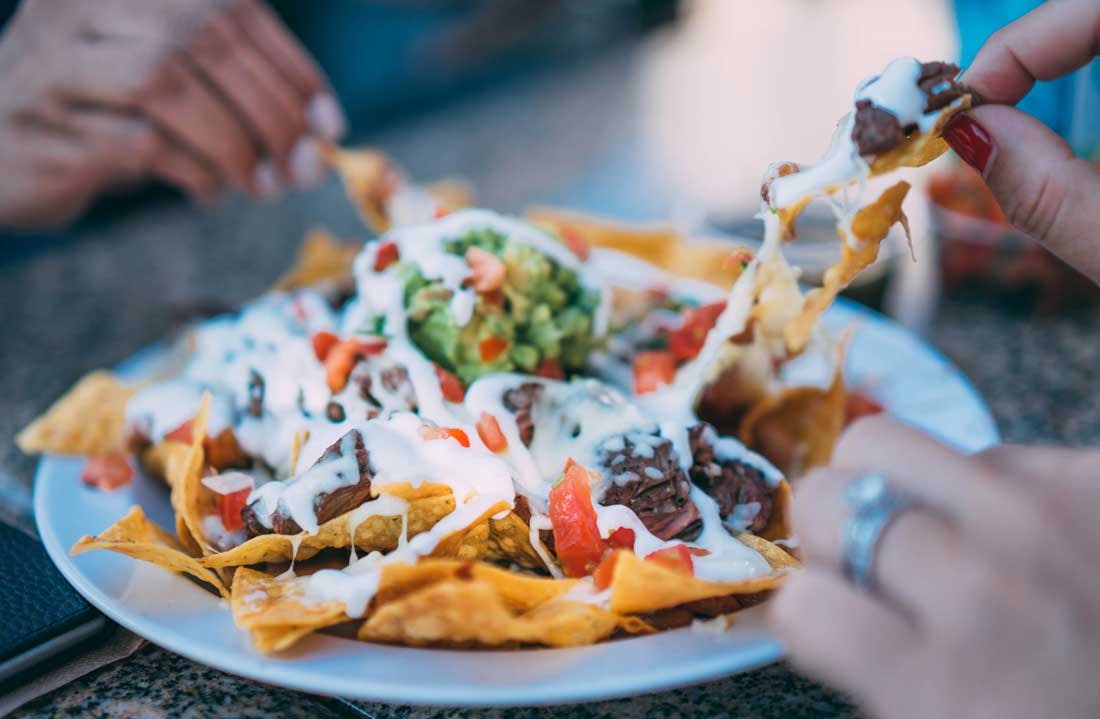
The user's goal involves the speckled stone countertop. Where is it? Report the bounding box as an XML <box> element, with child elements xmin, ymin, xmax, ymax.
<box><xmin>5</xmin><ymin>44</ymin><xmax>1100</xmax><ymax>719</ymax></box>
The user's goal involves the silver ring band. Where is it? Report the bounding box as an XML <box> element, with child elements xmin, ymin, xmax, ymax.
<box><xmin>841</xmin><ymin>473</ymin><xmax>918</xmax><ymax>591</ymax></box>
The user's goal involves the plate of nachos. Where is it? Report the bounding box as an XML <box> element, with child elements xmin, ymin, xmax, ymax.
<box><xmin>22</xmin><ymin>58</ymin><xmax>997</xmax><ymax>705</ymax></box>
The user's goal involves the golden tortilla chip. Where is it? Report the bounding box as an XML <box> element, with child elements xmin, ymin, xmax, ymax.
<box><xmin>758</xmin><ymin>479</ymin><xmax>794</xmax><ymax>542</ymax></box>
<box><xmin>606</xmin><ymin>549</ymin><xmax>789</xmax><ymax>615</ymax></box>
<box><xmin>200</xmin><ymin>484</ymin><xmax>456</xmax><ymax>569</ymax></box>
<box><xmin>169</xmin><ymin>395</ymin><xmax>219</xmax><ymax>556</ymax></box>
<box><xmin>231</xmin><ymin>567</ymin><xmax>348</xmax><ymax>653</ymax></box>
<box><xmin>273</xmin><ymin>227</ymin><xmax>360</xmax><ymax>292</ymax></box>
<box><xmin>486</xmin><ymin>511</ymin><xmax>546</xmax><ymax>570</ymax></box>
<box><xmin>373</xmin><ymin>558</ymin><xmax>574</xmax><ymax>611</ymax></box>
<box><xmin>784</xmin><ymin>181</ymin><xmax>910</xmax><ymax>354</ymax></box>
<box><xmin>359</xmin><ymin>577</ymin><xmax>626</xmax><ymax>648</ymax></box>
<box><xmin>323</xmin><ymin>146</ymin><xmax>398</xmax><ymax>234</ymax></box>
<box><xmin>869</xmin><ymin>97</ymin><xmax>973</xmax><ymax>176</ymax></box>
<box><xmin>737</xmin><ymin>532</ymin><xmax>799</xmax><ymax>569</ymax></box>
<box><xmin>71</xmin><ymin>506</ymin><xmax>228</xmax><ymax>598</ymax></box>
<box><xmin>738</xmin><ymin>363</ymin><xmax>847</xmax><ymax>479</ymax></box>
<box><xmin>16</xmin><ymin>371</ymin><xmax>134</xmax><ymax>456</ymax></box>
<box><xmin>525</xmin><ymin>207</ymin><xmax>744</xmax><ymax>287</ymax></box>
<box><xmin>424</xmin><ymin>178</ymin><xmax>476</xmax><ymax>213</ymax></box>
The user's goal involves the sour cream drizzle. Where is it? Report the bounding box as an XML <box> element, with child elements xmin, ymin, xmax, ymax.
<box><xmin>126</xmin><ymin>207</ymin><xmax>791</xmax><ymax>618</ymax></box>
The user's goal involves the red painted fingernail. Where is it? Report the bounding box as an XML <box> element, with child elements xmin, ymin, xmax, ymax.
<box><xmin>943</xmin><ymin>114</ymin><xmax>995</xmax><ymax>175</ymax></box>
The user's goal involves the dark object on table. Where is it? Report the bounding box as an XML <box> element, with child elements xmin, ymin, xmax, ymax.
<box><xmin>0</xmin><ymin>522</ymin><xmax>107</xmax><ymax>691</ymax></box>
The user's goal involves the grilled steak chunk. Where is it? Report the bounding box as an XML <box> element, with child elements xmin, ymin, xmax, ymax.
<box><xmin>502</xmin><ymin>382</ymin><xmax>544</xmax><ymax>447</ymax></box>
<box><xmin>852</xmin><ymin>100</ymin><xmax>905</xmax><ymax>156</ymax></box>
<box><xmin>598</xmin><ymin>433</ymin><xmax>702</xmax><ymax>541</ymax></box>
<box><xmin>242</xmin><ymin>429</ymin><xmax>372</xmax><ymax>536</ymax></box>
<box><xmin>687</xmin><ymin>423</ymin><xmax>773</xmax><ymax>534</ymax></box>
<box><xmin>852</xmin><ymin>61</ymin><xmax>974</xmax><ymax>156</ymax></box>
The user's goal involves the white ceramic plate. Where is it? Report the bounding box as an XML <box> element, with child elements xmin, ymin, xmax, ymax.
<box><xmin>33</xmin><ymin>298</ymin><xmax>998</xmax><ymax>707</ymax></box>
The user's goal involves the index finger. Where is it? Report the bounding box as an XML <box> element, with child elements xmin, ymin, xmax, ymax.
<box><xmin>963</xmin><ymin>0</ymin><xmax>1100</xmax><ymax>104</ymax></box>
<box><xmin>230</xmin><ymin>0</ymin><xmax>326</xmax><ymax>98</ymax></box>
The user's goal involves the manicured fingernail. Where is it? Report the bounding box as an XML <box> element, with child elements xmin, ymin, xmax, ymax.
<box><xmin>253</xmin><ymin>159</ymin><xmax>282</xmax><ymax>200</ymax></box>
<box><xmin>943</xmin><ymin>114</ymin><xmax>995</xmax><ymax>176</ymax></box>
<box><xmin>306</xmin><ymin>93</ymin><xmax>347</xmax><ymax>141</ymax></box>
<box><xmin>289</xmin><ymin>137</ymin><xmax>324</xmax><ymax>188</ymax></box>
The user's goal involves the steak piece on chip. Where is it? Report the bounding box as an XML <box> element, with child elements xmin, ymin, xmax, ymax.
<box><xmin>598</xmin><ymin>432</ymin><xmax>702</xmax><ymax>542</ymax></box>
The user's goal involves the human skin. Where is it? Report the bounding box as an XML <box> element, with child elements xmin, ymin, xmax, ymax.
<box><xmin>0</xmin><ymin>0</ymin><xmax>346</xmax><ymax>228</ymax></box>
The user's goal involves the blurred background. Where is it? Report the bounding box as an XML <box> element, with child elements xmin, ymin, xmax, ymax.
<box><xmin>2</xmin><ymin>0</ymin><xmax>1100</xmax><ymax>524</ymax></box>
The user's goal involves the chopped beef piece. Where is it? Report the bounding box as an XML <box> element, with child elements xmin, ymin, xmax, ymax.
<box><xmin>852</xmin><ymin>100</ymin><xmax>905</xmax><ymax>156</ymax></box>
<box><xmin>597</xmin><ymin>433</ymin><xmax>702</xmax><ymax>542</ymax></box>
<box><xmin>326</xmin><ymin>401</ymin><xmax>346</xmax><ymax>422</ymax></box>
<box><xmin>247</xmin><ymin>369</ymin><xmax>264</xmax><ymax>418</ymax></box>
<box><xmin>852</xmin><ymin>61</ymin><xmax>976</xmax><ymax>156</ymax></box>
<box><xmin>687</xmin><ymin>423</ymin><xmax>773</xmax><ymax>534</ymax></box>
<box><xmin>502</xmin><ymin>382</ymin><xmax>544</xmax><ymax>447</ymax></box>
<box><xmin>380</xmin><ymin>366</ymin><xmax>409</xmax><ymax>393</ymax></box>
<box><xmin>241</xmin><ymin>429</ymin><xmax>372</xmax><ymax>536</ymax></box>
<box><xmin>918</xmin><ymin>61</ymin><xmax>971</xmax><ymax>112</ymax></box>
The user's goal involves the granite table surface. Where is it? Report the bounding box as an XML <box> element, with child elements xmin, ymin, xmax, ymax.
<box><xmin>5</xmin><ymin>45</ymin><xmax>1100</xmax><ymax>719</ymax></box>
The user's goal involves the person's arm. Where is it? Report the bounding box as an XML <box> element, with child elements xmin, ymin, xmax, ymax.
<box><xmin>0</xmin><ymin>0</ymin><xmax>346</xmax><ymax>229</ymax></box>
<box><xmin>942</xmin><ymin>0</ymin><xmax>1100</xmax><ymax>281</ymax></box>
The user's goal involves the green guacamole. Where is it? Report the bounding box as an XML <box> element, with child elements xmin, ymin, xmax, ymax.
<box><xmin>398</xmin><ymin>227</ymin><xmax>601</xmax><ymax>384</ymax></box>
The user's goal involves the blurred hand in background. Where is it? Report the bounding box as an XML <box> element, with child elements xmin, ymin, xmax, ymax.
<box><xmin>0</xmin><ymin>0</ymin><xmax>345</xmax><ymax>229</ymax></box>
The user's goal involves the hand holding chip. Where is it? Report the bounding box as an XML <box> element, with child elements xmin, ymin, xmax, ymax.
<box><xmin>770</xmin><ymin>415</ymin><xmax>1100</xmax><ymax>719</ymax></box>
<box><xmin>0</xmin><ymin>0</ymin><xmax>344</xmax><ymax>229</ymax></box>
<box><xmin>943</xmin><ymin>0</ymin><xmax>1100</xmax><ymax>283</ymax></box>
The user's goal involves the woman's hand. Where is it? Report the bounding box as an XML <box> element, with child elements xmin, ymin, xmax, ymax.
<box><xmin>942</xmin><ymin>0</ymin><xmax>1100</xmax><ymax>282</ymax></box>
<box><xmin>0</xmin><ymin>0</ymin><xmax>345</xmax><ymax>229</ymax></box>
<box><xmin>770</xmin><ymin>415</ymin><xmax>1100</xmax><ymax>719</ymax></box>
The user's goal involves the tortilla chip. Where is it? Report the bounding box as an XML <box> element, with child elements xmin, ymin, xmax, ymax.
<box><xmin>758</xmin><ymin>479</ymin><xmax>794</xmax><ymax>542</ymax></box>
<box><xmin>273</xmin><ymin>227</ymin><xmax>360</xmax><ymax>292</ymax></box>
<box><xmin>169</xmin><ymin>394</ymin><xmax>219</xmax><ymax>556</ymax></box>
<box><xmin>231</xmin><ymin>567</ymin><xmax>348</xmax><ymax>653</ymax></box>
<box><xmin>606</xmin><ymin>550</ymin><xmax>788</xmax><ymax>615</ymax></box>
<box><xmin>373</xmin><ymin>558</ymin><xmax>574</xmax><ymax>611</ymax></box>
<box><xmin>737</xmin><ymin>532</ymin><xmax>799</xmax><ymax>569</ymax></box>
<box><xmin>70</xmin><ymin>506</ymin><xmax>228</xmax><ymax>598</ymax></box>
<box><xmin>784</xmin><ymin>181</ymin><xmax>910</xmax><ymax>354</ymax></box>
<box><xmin>525</xmin><ymin>207</ymin><xmax>744</xmax><ymax>287</ymax></box>
<box><xmin>323</xmin><ymin>146</ymin><xmax>398</xmax><ymax>234</ymax></box>
<box><xmin>359</xmin><ymin>577</ymin><xmax>625</xmax><ymax>648</ymax></box>
<box><xmin>739</xmin><ymin>364</ymin><xmax>846</xmax><ymax>478</ymax></box>
<box><xmin>424</xmin><ymin>178</ymin><xmax>476</xmax><ymax>213</ymax></box>
<box><xmin>486</xmin><ymin>511</ymin><xmax>546</xmax><ymax>570</ymax></box>
<box><xmin>200</xmin><ymin>485</ymin><xmax>456</xmax><ymax>569</ymax></box>
<box><xmin>870</xmin><ymin>97</ymin><xmax>973</xmax><ymax>176</ymax></box>
<box><xmin>16</xmin><ymin>371</ymin><xmax>134</xmax><ymax>456</ymax></box>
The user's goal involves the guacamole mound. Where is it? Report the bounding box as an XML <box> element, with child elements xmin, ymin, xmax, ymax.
<box><xmin>400</xmin><ymin>227</ymin><xmax>601</xmax><ymax>384</ymax></box>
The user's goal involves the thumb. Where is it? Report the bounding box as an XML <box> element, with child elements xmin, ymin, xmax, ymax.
<box><xmin>942</xmin><ymin>105</ymin><xmax>1100</xmax><ymax>284</ymax></box>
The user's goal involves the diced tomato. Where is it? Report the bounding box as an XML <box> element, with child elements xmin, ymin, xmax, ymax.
<box><xmin>644</xmin><ymin>544</ymin><xmax>697</xmax><ymax>575</ymax></box>
<box><xmin>373</xmin><ymin>241</ymin><xmax>400</xmax><ymax>272</ymax></box>
<box><xmin>165</xmin><ymin>418</ymin><xmax>194</xmax><ymax>444</ymax></box>
<box><xmin>324</xmin><ymin>338</ymin><xmax>388</xmax><ymax>393</ymax></box>
<box><xmin>434</xmin><ymin>364</ymin><xmax>466</xmax><ymax>402</ymax></box>
<box><xmin>476</xmin><ymin>412</ymin><xmax>508</xmax><ymax>453</ymax></box>
<box><xmin>465</xmin><ymin>246</ymin><xmax>506</xmax><ymax>293</ymax></box>
<box><xmin>666</xmin><ymin>301</ymin><xmax>727</xmax><ymax>361</ymax></box>
<box><xmin>419</xmin><ymin>425</ymin><xmax>470</xmax><ymax>448</ymax></box>
<box><xmin>325</xmin><ymin>339</ymin><xmax>360</xmax><ymax>393</ymax></box>
<box><xmin>559</xmin><ymin>225</ymin><xmax>591</xmax><ymax>260</ymax></box>
<box><xmin>608</xmin><ymin>526</ymin><xmax>636</xmax><ymax>550</ymax></box>
<box><xmin>217</xmin><ymin>487</ymin><xmax>250</xmax><ymax>532</ymax></box>
<box><xmin>312</xmin><ymin>331</ymin><xmax>340</xmax><ymax>362</ymax></box>
<box><xmin>592</xmin><ymin>550</ymin><xmax>621</xmax><ymax>590</ymax></box>
<box><xmin>479</xmin><ymin>336</ymin><xmax>508</xmax><ymax>363</ymax></box>
<box><xmin>534</xmin><ymin>357</ymin><xmax>565</xmax><ymax>380</ymax></box>
<box><xmin>290</xmin><ymin>295</ymin><xmax>309</xmax><ymax>322</ymax></box>
<box><xmin>724</xmin><ymin>247</ymin><xmax>755</xmax><ymax>270</ymax></box>
<box><xmin>845</xmin><ymin>391</ymin><xmax>885</xmax><ymax>425</ymax></box>
<box><xmin>548</xmin><ymin>462</ymin><xmax>607</xmax><ymax>577</ymax></box>
<box><xmin>433</xmin><ymin>206</ymin><xmax>451</xmax><ymax>219</ymax></box>
<box><xmin>632</xmin><ymin>351</ymin><xmax>677</xmax><ymax>394</ymax></box>
<box><xmin>81</xmin><ymin>452</ymin><xmax>134</xmax><ymax>491</ymax></box>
